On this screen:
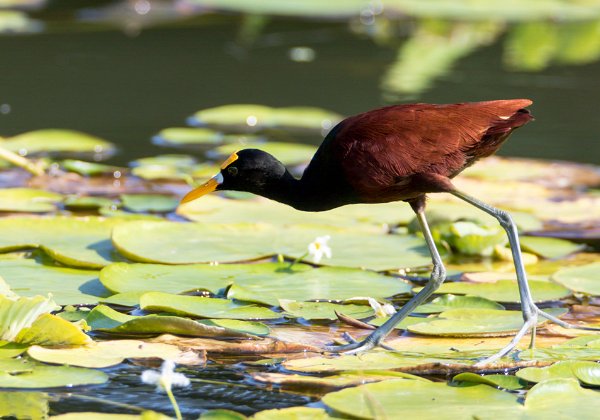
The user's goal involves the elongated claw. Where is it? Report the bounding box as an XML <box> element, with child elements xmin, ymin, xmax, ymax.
<box><xmin>537</xmin><ymin>308</ymin><xmax>600</xmax><ymax>331</ymax></box>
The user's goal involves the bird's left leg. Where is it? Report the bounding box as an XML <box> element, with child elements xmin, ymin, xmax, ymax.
<box><xmin>452</xmin><ymin>190</ymin><xmax>600</xmax><ymax>365</ymax></box>
<box><xmin>325</xmin><ymin>197</ymin><xmax>447</xmax><ymax>354</ymax></box>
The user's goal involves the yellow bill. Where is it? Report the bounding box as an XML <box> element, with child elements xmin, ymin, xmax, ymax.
<box><xmin>180</xmin><ymin>173</ymin><xmax>223</xmax><ymax>204</ymax></box>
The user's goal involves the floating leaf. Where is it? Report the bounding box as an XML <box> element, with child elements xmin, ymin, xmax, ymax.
<box><xmin>552</xmin><ymin>262</ymin><xmax>600</xmax><ymax>295</ymax></box>
<box><xmin>434</xmin><ymin>221</ymin><xmax>506</xmax><ymax>256</ymax></box>
<box><xmin>415</xmin><ymin>294</ymin><xmax>505</xmax><ymax>314</ymax></box>
<box><xmin>211</xmin><ymin>142</ymin><xmax>317</xmax><ymax>166</ymax></box>
<box><xmin>99</xmin><ymin>261</ymin><xmax>310</xmax><ymax>295</ymax></box>
<box><xmin>452</xmin><ymin>372</ymin><xmax>525</xmax><ymax>390</ymax></box>
<box><xmin>64</xmin><ymin>196</ymin><xmax>116</xmax><ymax>210</ymax></box>
<box><xmin>140</xmin><ymin>292</ymin><xmax>281</xmax><ymax>320</ymax></box>
<box><xmin>321</xmin><ymin>379</ymin><xmax>519</xmax><ymax>419</ymax></box>
<box><xmin>421</xmin><ymin>280</ymin><xmax>570</xmax><ymax>303</ymax></box>
<box><xmin>228</xmin><ymin>267</ymin><xmax>411</xmax><ymax>307</ymax></box>
<box><xmin>523</xmin><ymin>378</ymin><xmax>600</xmax><ymax>417</ymax></box>
<box><xmin>0</xmin><ymin>129</ymin><xmax>115</xmax><ymax>157</ymax></box>
<box><xmin>0</xmin><ymin>391</ymin><xmax>48</xmax><ymax>419</ymax></box>
<box><xmin>0</xmin><ymin>364</ymin><xmax>108</xmax><ymax>388</ymax></box>
<box><xmin>201</xmin><ymin>410</ymin><xmax>247</xmax><ymax>420</ymax></box>
<box><xmin>28</xmin><ymin>339</ymin><xmax>199</xmax><ymax>368</ymax></box>
<box><xmin>0</xmin><ymin>217</ymin><xmax>123</xmax><ymax>268</ymax></box>
<box><xmin>0</xmin><ymin>295</ymin><xmax>59</xmax><ymax>342</ymax></box>
<box><xmin>61</xmin><ymin>160</ymin><xmax>120</xmax><ymax>176</ymax></box>
<box><xmin>280</xmin><ymin>300</ymin><xmax>374</xmax><ymax>320</ymax></box>
<box><xmin>407</xmin><ymin>308</ymin><xmax>566</xmax><ymax>337</ymax></box>
<box><xmin>86</xmin><ymin>305</ymin><xmax>262</xmax><ymax>338</ymax></box>
<box><xmin>520</xmin><ymin>236</ymin><xmax>585</xmax><ymax>259</ymax></box>
<box><xmin>519</xmin><ymin>336</ymin><xmax>600</xmax><ymax>362</ymax></box>
<box><xmin>120</xmin><ymin>194</ymin><xmax>179</xmax><ymax>213</ymax></box>
<box><xmin>153</xmin><ymin>127</ymin><xmax>226</xmax><ymax>146</ymax></box>
<box><xmin>516</xmin><ymin>360</ymin><xmax>600</xmax><ymax>384</ymax></box>
<box><xmin>252</xmin><ymin>407</ymin><xmax>332</xmax><ymax>419</ymax></box>
<box><xmin>367</xmin><ymin>315</ymin><xmax>431</xmax><ymax>330</ymax></box>
<box><xmin>131</xmin><ymin>154</ymin><xmax>196</xmax><ymax>168</ymax></box>
<box><xmin>111</xmin><ymin>221</ymin><xmax>429</xmax><ymax>270</ymax></box>
<box><xmin>15</xmin><ymin>313</ymin><xmax>91</xmax><ymax>346</ymax></box>
<box><xmin>0</xmin><ymin>188</ymin><xmax>62</xmax><ymax>213</ymax></box>
<box><xmin>0</xmin><ymin>257</ymin><xmax>108</xmax><ymax>305</ymax></box>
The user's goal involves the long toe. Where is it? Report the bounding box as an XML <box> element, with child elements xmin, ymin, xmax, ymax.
<box><xmin>324</xmin><ymin>339</ymin><xmax>377</xmax><ymax>355</ymax></box>
<box><xmin>537</xmin><ymin>308</ymin><xmax>600</xmax><ymax>331</ymax></box>
<box><xmin>475</xmin><ymin>315</ymin><xmax>538</xmax><ymax>367</ymax></box>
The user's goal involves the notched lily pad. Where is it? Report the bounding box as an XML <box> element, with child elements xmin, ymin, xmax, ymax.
<box><xmin>140</xmin><ymin>292</ymin><xmax>281</xmax><ymax>320</ymax></box>
<box><xmin>280</xmin><ymin>300</ymin><xmax>374</xmax><ymax>320</ymax></box>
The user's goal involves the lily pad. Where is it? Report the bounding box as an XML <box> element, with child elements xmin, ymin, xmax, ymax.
<box><xmin>64</xmin><ymin>196</ymin><xmax>116</xmax><ymax>210</ymax></box>
<box><xmin>520</xmin><ymin>236</ymin><xmax>585</xmax><ymax>259</ymax></box>
<box><xmin>421</xmin><ymin>279</ymin><xmax>571</xmax><ymax>303</ymax></box>
<box><xmin>99</xmin><ymin>261</ymin><xmax>311</xmax><ymax>295</ymax></box>
<box><xmin>0</xmin><ymin>217</ymin><xmax>123</xmax><ymax>269</ymax></box>
<box><xmin>407</xmin><ymin>308</ymin><xmax>567</xmax><ymax>337</ymax></box>
<box><xmin>61</xmin><ymin>160</ymin><xmax>120</xmax><ymax>176</ymax></box>
<box><xmin>517</xmin><ymin>360</ymin><xmax>600</xmax><ymax>385</ymax></box>
<box><xmin>0</xmin><ymin>364</ymin><xmax>108</xmax><ymax>388</ymax></box>
<box><xmin>523</xmin><ymin>378</ymin><xmax>600</xmax><ymax>417</ymax></box>
<box><xmin>153</xmin><ymin>127</ymin><xmax>226</xmax><ymax>146</ymax></box>
<box><xmin>131</xmin><ymin>154</ymin><xmax>197</xmax><ymax>168</ymax></box>
<box><xmin>552</xmin><ymin>262</ymin><xmax>600</xmax><ymax>295</ymax></box>
<box><xmin>120</xmin><ymin>194</ymin><xmax>179</xmax><ymax>213</ymax></box>
<box><xmin>415</xmin><ymin>294</ymin><xmax>505</xmax><ymax>314</ymax></box>
<box><xmin>211</xmin><ymin>142</ymin><xmax>317</xmax><ymax>166</ymax></box>
<box><xmin>0</xmin><ymin>257</ymin><xmax>109</xmax><ymax>305</ymax></box>
<box><xmin>28</xmin><ymin>339</ymin><xmax>199</xmax><ymax>368</ymax></box>
<box><xmin>86</xmin><ymin>305</ymin><xmax>264</xmax><ymax>338</ymax></box>
<box><xmin>321</xmin><ymin>379</ymin><xmax>519</xmax><ymax>419</ymax></box>
<box><xmin>15</xmin><ymin>313</ymin><xmax>91</xmax><ymax>346</ymax></box>
<box><xmin>0</xmin><ymin>188</ymin><xmax>62</xmax><ymax>213</ymax></box>
<box><xmin>252</xmin><ymin>407</ymin><xmax>332</xmax><ymax>419</ymax></box>
<box><xmin>228</xmin><ymin>267</ymin><xmax>412</xmax><ymax>307</ymax></box>
<box><xmin>140</xmin><ymin>292</ymin><xmax>281</xmax><ymax>320</ymax></box>
<box><xmin>111</xmin><ymin>220</ymin><xmax>430</xmax><ymax>270</ymax></box>
<box><xmin>452</xmin><ymin>372</ymin><xmax>525</xmax><ymax>390</ymax></box>
<box><xmin>0</xmin><ymin>129</ymin><xmax>115</xmax><ymax>157</ymax></box>
<box><xmin>0</xmin><ymin>294</ymin><xmax>59</xmax><ymax>342</ymax></box>
<box><xmin>280</xmin><ymin>300</ymin><xmax>374</xmax><ymax>321</ymax></box>
<box><xmin>0</xmin><ymin>391</ymin><xmax>48</xmax><ymax>419</ymax></box>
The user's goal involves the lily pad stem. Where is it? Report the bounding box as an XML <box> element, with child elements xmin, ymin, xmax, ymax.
<box><xmin>288</xmin><ymin>252</ymin><xmax>308</xmax><ymax>268</ymax></box>
<box><xmin>0</xmin><ymin>145</ymin><xmax>44</xmax><ymax>176</ymax></box>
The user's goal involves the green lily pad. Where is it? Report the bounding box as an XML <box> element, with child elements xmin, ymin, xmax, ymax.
<box><xmin>99</xmin><ymin>261</ymin><xmax>310</xmax><ymax>295</ymax></box>
<box><xmin>111</xmin><ymin>221</ymin><xmax>429</xmax><ymax>270</ymax></box>
<box><xmin>200</xmin><ymin>409</ymin><xmax>247</xmax><ymax>420</ymax></box>
<box><xmin>520</xmin><ymin>236</ymin><xmax>585</xmax><ymax>259</ymax></box>
<box><xmin>190</xmin><ymin>104</ymin><xmax>342</xmax><ymax>132</ymax></box>
<box><xmin>86</xmin><ymin>305</ymin><xmax>264</xmax><ymax>338</ymax></box>
<box><xmin>61</xmin><ymin>160</ymin><xmax>120</xmax><ymax>176</ymax></box>
<box><xmin>99</xmin><ymin>292</ymin><xmax>144</xmax><ymax>307</ymax></box>
<box><xmin>252</xmin><ymin>407</ymin><xmax>332</xmax><ymax>419</ymax></box>
<box><xmin>211</xmin><ymin>142</ymin><xmax>317</xmax><ymax>166</ymax></box>
<box><xmin>0</xmin><ymin>294</ymin><xmax>59</xmax><ymax>342</ymax></box>
<box><xmin>552</xmin><ymin>262</ymin><xmax>600</xmax><ymax>295</ymax></box>
<box><xmin>0</xmin><ymin>188</ymin><xmax>62</xmax><ymax>213</ymax></box>
<box><xmin>420</xmin><ymin>279</ymin><xmax>571</xmax><ymax>303</ymax></box>
<box><xmin>523</xmin><ymin>378</ymin><xmax>600</xmax><ymax>417</ymax></box>
<box><xmin>140</xmin><ymin>292</ymin><xmax>281</xmax><ymax>320</ymax></box>
<box><xmin>415</xmin><ymin>294</ymin><xmax>505</xmax><ymax>314</ymax></box>
<box><xmin>321</xmin><ymin>379</ymin><xmax>519</xmax><ymax>419</ymax></box>
<box><xmin>519</xmin><ymin>336</ymin><xmax>600</xmax><ymax>362</ymax></box>
<box><xmin>435</xmin><ymin>221</ymin><xmax>506</xmax><ymax>256</ymax></box>
<box><xmin>153</xmin><ymin>127</ymin><xmax>226</xmax><ymax>146</ymax></box>
<box><xmin>279</xmin><ymin>300</ymin><xmax>374</xmax><ymax>321</ymax></box>
<box><xmin>0</xmin><ymin>364</ymin><xmax>108</xmax><ymax>388</ymax></box>
<box><xmin>0</xmin><ymin>257</ymin><xmax>109</xmax><ymax>305</ymax></box>
<box><xmin>131</xmin><ymin>154</ymin><xmax>197</xmax><ymax>168</ymax></box>
<box><xmin>15</xmin><ymin>313</ymin><xmax>91</xmax><ymax>346</ymax></box>
<box><xmin>407</xmin><ymin>308</ymin><xmax>566</xmax><ymax>337</ymax></box>
<box><xmin>0</xmin><ymin>130</ymin><xmax>115</xmax><ymax>157</ymax></box>
<box><xmin>98</xmin><ymin>207</ymin><xmax>163</xmax><ymax>221</ymax></box>
<box><xmin>0</xmin><ymin>217</ymin><xmax>123</xmax><ymax>268</ymax></box>
<box><xmin>516</xmin><ymin>360</ymin><xmax>600</xmax><ymax>384</ymax></box>
<box><xmin>120</xmin><ymin>194</ymin><xmax>179</xmax><ymax>213</ymax></box>
<box><xmin>131</xmin><ymin>165</ymin><xmax>189</xmax><ymax>181</ymax></box>
<box><xmin>368</xmin><ymin>315</ymin><xmax>432</xmax><ymax>330</ymax></box>
<box><xmin>199</xmin><ymin>319</ymin><xmax>270</xmax><ymax>336</ymax></box>
<box><xmin>28</xmin><ymin>339</ymin><xmax>197</xmax><ymax>368</ymax></box>
<box><xmin>64</xmin><ymin>196</ymin><xmax>116</xmax><ymax>210</ymax></box>
<box><xmin>0</xmin><ymin>391</ymin><xmax>48</xmax><ymax>419</ymax></box>
<box><xmin>228</xmin><ymin>267</ymin><xmax>411</xmax><ymax>307</ymax></box>
<box><xmin>452</xmin><ymin>372</ymin><xmax>525</xmax><ymax>390</ymax></box>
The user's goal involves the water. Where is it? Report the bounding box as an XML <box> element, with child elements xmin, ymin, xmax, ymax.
<box><xmin>1</xmin><ymin>5</ymin><xmax>599</xmax><ymax>165</ymax></box>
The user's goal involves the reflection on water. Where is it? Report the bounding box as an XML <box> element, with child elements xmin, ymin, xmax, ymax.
<box><xmin>1</xmin><ymin>0</ymin><xmax>600</xmax><ymax>164</ymax></box>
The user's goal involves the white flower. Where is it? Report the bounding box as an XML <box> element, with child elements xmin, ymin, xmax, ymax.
<box><xmin>368</xmin><ymin>297</ymin><xmax>397</xmax><ymax>318</ymax></box>
<box><xmin>307</xmin><ymin>235</ymin><xmax>332</xmax><ymax>264</ymax></box>
<box><xmin>141</xmin><ymin>360</ymin><xmax>190</xmax><ymax>393</ymax></box>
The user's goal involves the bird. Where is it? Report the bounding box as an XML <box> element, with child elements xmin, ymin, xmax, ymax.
<box><xmin>181</xmin><ymin>99</ymin><xmax>595</xmax><ymax>364</ymax></box>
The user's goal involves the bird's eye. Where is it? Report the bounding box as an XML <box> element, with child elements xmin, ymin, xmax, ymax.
<box><xmin>227</xmin><ymin>166</ymin><xmax>238</xmax><ymax>176</ymax></box>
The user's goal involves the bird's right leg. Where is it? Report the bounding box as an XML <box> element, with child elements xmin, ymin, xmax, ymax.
<box><xmin>325</xmin><ymin>198</ymin><xmax>447</xmax><ymax>354</ymax></box>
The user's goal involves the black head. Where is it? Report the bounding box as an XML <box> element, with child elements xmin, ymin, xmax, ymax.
<box><xmin>181</xmin><ymin>149</ymin><xmax>291</xmax><ymax>203</ymax></box>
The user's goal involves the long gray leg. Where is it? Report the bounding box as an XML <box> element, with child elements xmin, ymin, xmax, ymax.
<box><xmin>452</xmin><ymin>190</ymin><xmax>600</xmax><ymax>365</ymax></box>
<box><xmin>325</xmin><ymin>202</ymin><xmax>446</xmax><ymax>353</ymax></box>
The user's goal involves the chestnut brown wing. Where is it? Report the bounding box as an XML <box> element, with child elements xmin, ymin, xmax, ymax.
<box><xmin>330</xmin><ymin>100</ymin><xmax>532</xmax><ymax>198</ymax></box>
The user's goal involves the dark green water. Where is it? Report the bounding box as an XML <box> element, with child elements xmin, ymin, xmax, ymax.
<box><xmin>1</xmin><ymin>7</ymin><xmax>600</xmax><ymax>165</ymax></box>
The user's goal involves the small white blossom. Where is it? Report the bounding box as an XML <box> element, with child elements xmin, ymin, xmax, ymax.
<box><xmin>307</xmin><ymin>235</ymin><xmax>332</xmax><ymax>264</ymax></box>
<box><xmin>141</xmin><ymin>360</ymin><xmax>190</xmax><ymax>393</ymax></box>
<box><xmin>368</xmin><ymin>298</ymin><xmax>397</xmax><ymax>318</ymax></box>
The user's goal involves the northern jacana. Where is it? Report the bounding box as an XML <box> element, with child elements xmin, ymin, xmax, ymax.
<box><xmin>182</xmin><ymin>100</ymin><xmax>594</xmax><ymax>364</ymax></box>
